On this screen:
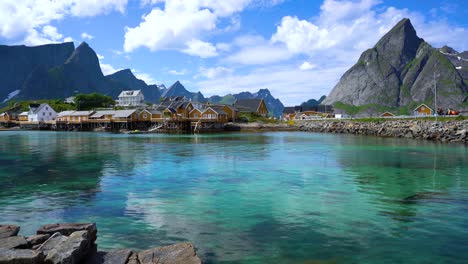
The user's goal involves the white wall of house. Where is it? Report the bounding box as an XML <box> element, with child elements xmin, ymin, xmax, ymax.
<box><xmin>28</xmin><ymin>104</ymin><xmax>57</xmax><ymax>122</ymax></box>
<box><xmin>117</xmin><ymin>91</ymin><xmax>145</xmax><ymax>106</ymax></box>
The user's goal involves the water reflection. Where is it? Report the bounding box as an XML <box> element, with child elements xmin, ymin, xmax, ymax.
<box><xmin>0</xmin><ymin>132</ymin><xmax>467</xmax><ymax>263</ymax></box>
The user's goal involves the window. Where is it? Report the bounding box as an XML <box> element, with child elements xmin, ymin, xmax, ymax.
<box><xmin>143</xmin><ymin>114</ymin><xmax>147</xmax><ymax>118</ymax></box>
<box><xmin>49</xmin><ymin>112</ymin><xmax>51</xmax><ymax>116</ymax></box>
<box><xmin>194</xmin><ymin>113</ymin><xmax>198</xmax><ymax>118</ymax></box>
<box><xmin>43</xmin><ymin>112</ymin><xmax>45</xmax><ymax>116</ymax></box>
<box><xmin>46</xmin><ymin>107</ymin><xmax>48</xmax><ymax>110</ymax></box>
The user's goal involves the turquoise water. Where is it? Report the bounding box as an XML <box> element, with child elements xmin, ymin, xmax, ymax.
<box><xmin>0</xmin><ymin>131</ymin><xmax>467</xmax><ymax>263</ymax></box>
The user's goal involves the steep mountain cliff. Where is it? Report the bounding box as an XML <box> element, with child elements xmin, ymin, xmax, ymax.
<box><xmin>0</xmin><ymin>42</ymin><xmax>74</xmax><ymax>101</ymax></box>
<box><xmin>322</xmin><ymin>18</ymin><xmax>468</xmax><ymax>115</ymax></box>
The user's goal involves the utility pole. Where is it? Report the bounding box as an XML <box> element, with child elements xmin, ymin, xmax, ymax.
<box><xmin>433</xmin><ymin>72</ymin><xmax>438</xmax><ymax>123</ymax></box>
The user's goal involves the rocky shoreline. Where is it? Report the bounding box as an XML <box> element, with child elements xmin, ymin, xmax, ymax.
<box><xmin>0</xmin><ymin>223</ymin><xmax>201</xmax><ymax>264</ymax></box>
<box><xmin>297</xmin><ymin>119</ymin><xmax>468</xmax><ymax>143</ymax></box>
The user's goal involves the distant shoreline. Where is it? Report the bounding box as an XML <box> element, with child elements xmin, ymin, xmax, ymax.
<box><xmin>1</xmin><ymin>119</ymin><xmax>467</xmax><ymax>144</ymax></box>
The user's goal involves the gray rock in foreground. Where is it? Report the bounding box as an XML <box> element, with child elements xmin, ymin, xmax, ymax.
<box><xmin>138</xmin><ymin>242</ymin><xmax>201</xmax><ymax>264</ymax></box>
<box><xmin>37</xmin><ymin>223</ymin><xmax>97</xmax><ymax>242</ymax></box>
<box><xmin>0</xmin><ymin>248</ymin><xmax>44</xmax><ymax>264</ymax></box>
<box><xmin>36</xmin><ymin>234</ymin><xmax>67</xmax><ymax>256</ymax></box>
<box><xmin>0</xmin><ymin>236</ymin><xmax>29</xmax><ymax>249</ymax></box>
<box><xmin>44</xmin><ymin>231</ymin><xmax>91</xmax><ymax>264</ymax></box>
<box><xmin>26</xmin><ymin>235</ymin><xmax>50</xmax><ymax>247</ymax></box>
<box><xmin>86</xmin><ymin>249</ymin><xmax>132</xmax><ymax>264</ymax></box>
<box><xmin>0</xmin><ymin>225</ymin><xmax>20</xmax><ymax>239</ymax></box>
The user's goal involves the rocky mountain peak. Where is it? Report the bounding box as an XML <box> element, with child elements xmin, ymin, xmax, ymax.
<box><xmin>64</xmin><ymin>41</ymin><xmax>103</xmax><ymax>77</ymax></box>
<box><xmin>440</xmin><ymin>45</ymin><xmax>458</xmax><ymax>54</ymax></box>
<box><xmin>375</xmin><ymin>18</ymin><xmax>423</xmax><ymax>70</ymax></box>
<box><xmin>322</xmin><ymin>17</ymin><xmax>468</xmax><ymax>115</ymax></box>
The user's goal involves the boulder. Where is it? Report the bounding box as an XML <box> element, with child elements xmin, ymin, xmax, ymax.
<box><xmin>26</xmin><ymin>234</ymin><xmax>50</xmax><ymax>247</ymax></box>
<box><xmin>85</xmin><ymin>249</ymin><xmax>133</xmax><ymax>264</ymax></box>
<box><xmin>0</xmin><ymin>248</ymin><xmax>44</xmax><ymax>264</ymax></box>
<box><xmin>127</xmin><ymin>252</ymin><xmax>140</xmax><ymax>264</ymax></box>
<box><xmin>0</xmin><ymin>225</ymin><xmax>20</xmax><ymax>239</ymax></box>
<box><xmin>45</xmin><ymin>231</ymin><xmax>91</xmax><ymax>264</ymax></box>
<box><xmin>36</xmin><ymin>234</ymin><xmax>68</xmax><ymax>256</ymax></box>
<box><xmin>37</xmin><ymin>223</ymin><xmax>97</xmax><ymax>242</ymax></box>
<box><xmin>0</xmin><ymin>236</ymin><xmax>29</xmax><ymax>249</ymax></box>
<box><xmin>138</xmin><ymin>243</ymin><xmax>201</xmax><ymax>264</ymax></box>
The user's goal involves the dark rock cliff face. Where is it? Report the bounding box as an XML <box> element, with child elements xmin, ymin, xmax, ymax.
<box><xmin>19</xmin><ymin>42</ymin><xmax>120</xmax><ymax>100</ymax></box>
<box><xmin>0</xmin><ymin>42</ymin><xmax>74</xmax><ymax>100</ymax></box>
<box><xmin>322</xmin><ymin>18</ymin><xmax>468</xmax><ymax>115</ymax></box>
<box><xmin>0</xmin><ymin>42</ymin><xmax>166</xmax><ymax>103</ymax></box>
<box><xmin>106</xmin><ymin>69</ymin><xmax>162</xmax><ymax>103</ymax></box>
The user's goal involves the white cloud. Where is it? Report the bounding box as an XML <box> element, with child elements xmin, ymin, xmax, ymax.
<box><xmin>63</xmin><ymin>36</ymin><xmax>74</xmax><ymax>42</ymax></box>
<box><xmin>97</xmin><ymin>54</ymin><xmax>104</xmax><ymax>60</ymax></box>
<box><xmin>225</xmin><ymin>35</ymin><xmax>293</xmax><ymax>65</ymax></box>
<box><xmin>100</xmin><ymin>63</ymin><xmax>121</xmax><ymax>75</ymax></box>
<box><xmin>168</xmin><ymin>69</ymin><xmax>187</xmax><ymax>75</ymax></box>
<box><xmin>133</xmin><ymin>69</ymin><xmax>158</xmax><ymax>84</ymax></box>
<box><xmin>198</xmin><ymin>66</ymin><xmax>233</xmax><ymax>79</ymax></box>
<box><xmin>0</xmin><ymin>0</ymin><xmax>128</xmax><ymax>45</ymax></box>
<box><xmin>182</xmin><ymin>39</ymin><xmax>218</xmax><ymax>58</ymax></box>
<box><xmin>69</xmin><ymin>0</ymin><xmax>127</xmax><ymax>17</ymax></box>
<box><xmin>226</xmin><ymin>44</ymin><xmax>292</xmax><ymax>65</ymax></box>
<box><xmin>42</xmin><ymin>25</ymin><xmax>63</xmax><ymax>40</ymax></box>
<box><xmin>216</xmin><ymin>43</ymin><xmax>231</xmax><ymax>52</ymax></box>
<box><xmin>299</xmin><ymin>62</ymin><xmax>316</xmax><ymax>71</ymax></box>
<box><xmin>124</xmin><ymin>0</ymin><xmax>257</xmax><ymax>56</ymax></box>
<box><xmin>81</xmin><ymin>32</ymin><xmax>94</xmax><ymax>40</ymax></box>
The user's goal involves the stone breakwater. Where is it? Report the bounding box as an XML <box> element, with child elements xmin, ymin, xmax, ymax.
<box><xmin>298</xmin><ymin>120</ymin><xmax>468</xmax><ymax>143</ymax></box>
<box><xmin>0</xmin><ymin>223</ymin><xmax>201</xmax><ymax>264</ymax></box>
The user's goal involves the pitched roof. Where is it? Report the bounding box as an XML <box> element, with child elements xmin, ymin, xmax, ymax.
<box><xmin>233</xmin><ymin>99</ymin><xmax>264</xmax><ymax>112</ymax></box>
<box><xmin>70</xmin><ymin>111</ymin><xmax>95</xmax><ymax>116</ymax></box>
<box><xmin>148</xmin><ymin>109</ymin><xmax>162</xmax><ymax>114</ymax></box>
<box><xmin>19</xmin><ymin>112</ymin><xmax>28</xmax><ymax>116</ymax></box>
<box><xmin>118</xmin><ymin>90</ymin><xmax>143</xmax><ymax>97</ymax></box>
<box><xmin>113</xmin><ymin>110</ymin><xmax>137</xmax><ymax>118</ymax></box>
<box><xmin>90</xmin><ymin>110</ymin><xmax>116</xmax><ymax>118</ymax></box>
<box><xmin>414</xmin><ymin>103</ymin><xmax>433</xmax><ymax>112</ymax></box>
<box><xmin>208</xmin><ymin>106</ymin><xmax>227</xmax><ymax>115</ymax></box>
<box><xmin>29</xmin><ymin>103</ymin><xmax>53</xmax><ymax>114</ymax></box>
<box><xmin>57</xmin><ymin>110</ymin><xmax>76</xmax><ymax>117</ymax></box>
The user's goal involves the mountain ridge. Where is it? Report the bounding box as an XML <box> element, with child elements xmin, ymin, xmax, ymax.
<box><xmin>322</xmin><ymin>18</ymin><xmax>468</xmax><ymax>116</ymax></box>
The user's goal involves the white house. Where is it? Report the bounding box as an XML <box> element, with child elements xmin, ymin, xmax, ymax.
<box><xmin>28</xmin><ymin>103</ymin><xmax>57</xmax><ymax>122</ymax></box>
<box><xmin>116</xmin><ymin>90</ymin><xmax>145</xmax><ymax>107</ymax></box>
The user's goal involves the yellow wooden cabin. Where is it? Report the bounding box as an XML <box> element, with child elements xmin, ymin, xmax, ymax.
<box><xmin>89</xmin><ymin>111</ymin><xmax>117</xmax><ymax>122</ymax></box>
<box><xmin>149</xmin><ymin>110</ymin><xmax>163</xmax><ymax>122</ymax></box>
<box><xmin>234</xmin><ymin>99</ymin><xmax>269</xmax><ymax>117</ymax></box>
<box><xmin>413</xmin><ymin>104</ymin><xmax>433</xmax><ymax>116</ymax></box>
<box><xmin>189</xmin><ymin>108</ymin><xmax>203</xmax><ymax>120</ymax></box>
<box><xmin>18</xmin><ymin>112</ymin><xmax>28</xmax><ymax>121</ymax></box>
<box><xmin>69</xmin><ymin>111</ymin><xmax>95</xmax><ymax>122</ymax></box>
<box><xmin>113</xmin><ymin>110</ymin><xmax>138</xmax><ymax>122</ymax></box>
<box><xmin>138</xmin><ymin>110</ymin><xmax>152</xmax><ymax>122</ymax></box>
<box><xmin>56</xmin><ymin>111</ymin><xmax>75</xmax><ymax>122</ymax></box>
<box><xmin>201</xmin><ymin>107</ymin><xmax>228</xmax><ymax>122</ymax></box>
<box><xmin>0</xmin><ymin>112</ymin><xmax>12</xmax><ymax>122</ymax></box>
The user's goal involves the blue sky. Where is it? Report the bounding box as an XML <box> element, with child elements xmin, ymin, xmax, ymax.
<box><xmin>0</xmin><ymin>0</ymin><xmax>467</xmax><ymax>105</ymax></box>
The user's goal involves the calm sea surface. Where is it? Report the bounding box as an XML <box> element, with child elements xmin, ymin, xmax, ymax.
<box><xmin>0</xmin><ymin>131</ymin><xmax>467</xmax><ymax>263</ymax></box>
